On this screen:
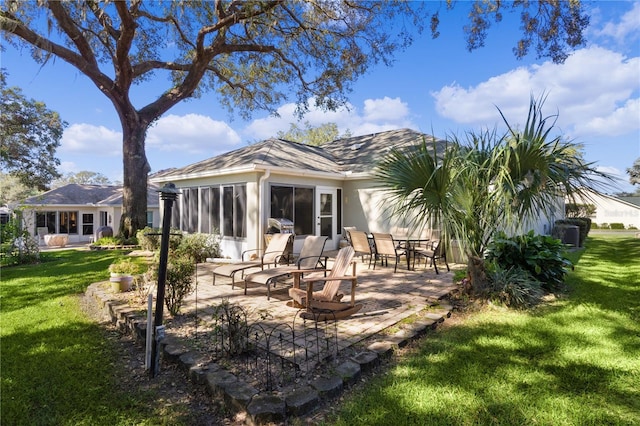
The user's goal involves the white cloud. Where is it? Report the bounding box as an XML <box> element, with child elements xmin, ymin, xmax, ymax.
<box><xmin>594</xmin><ymin>2</ymin><xmax>640</xmax><ymax>44</ymax></box>
<box><xmin>244</xmin><ymin>96</ymin><xmax>416</xmax><ymax>140</ymax></box>
<box><xmin>60</xmin><ymin>123</ymin><xmax>121</xmax><ymax>155</ymax></box>
<box><xmin>577</xmin><ymin>98</ymin><xmax>640</xmax><ymax>136</ymax></box>
<box><xmin>431</xmin><ymin>46</ymin><xmax>640</xmax><ymax>138</ymax></box>
<box><xmin>147</xmin><ymin>114</ymin><xmax>241</xmax><ymax>153</ymax></box>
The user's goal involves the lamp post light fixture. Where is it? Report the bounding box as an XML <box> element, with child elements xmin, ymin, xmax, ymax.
<box><xmin>150</xmin><ymin>182</ymin><xmax>180</xmax><ymax>378</ymax></box>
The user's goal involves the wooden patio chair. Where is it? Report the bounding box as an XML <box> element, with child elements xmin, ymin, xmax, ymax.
<box><xmin>288</xmin><ymin>246</ymin><xmax>362</xmax><ymax>320</ymax></box>
<box><xmin>347</xmin><ymin>229</ymin><xmax>373</xmax><ymax>268</ymax></box>
<box><xmin>371</xmin><ymin>232</ymin><xmax>409</xmax><ymax>272</ymax></box>
<box><xmin>412</xmin><ymin>239</ymin><xmax>450</xmax><ymax>274</ymax></box>
<box><xmin>209</xmin><ymin>233</ymin><xmax>293</xmax><ymax>289</ymax></box>
<box><xmin>243</xmin><ymin>235</ymin><xmax>329</xmax><ymax>299</ymax></box>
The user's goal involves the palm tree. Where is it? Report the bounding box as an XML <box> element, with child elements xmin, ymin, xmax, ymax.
<box><xmin>375</xmin><ymin>97</ymin><xmax>614</xmax><ymax>290</ymax></box>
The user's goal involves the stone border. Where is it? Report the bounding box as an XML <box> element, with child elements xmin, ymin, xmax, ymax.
<box><xmin>85</xmin><ymin>281</ymin><xmax>453</xmax><ymax>425</ymax></box>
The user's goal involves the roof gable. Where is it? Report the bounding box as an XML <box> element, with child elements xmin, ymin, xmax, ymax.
<box><xmin>23</xmin><ymin>183</ymin><xmax>160</xmax><ymax>207</ymax></box>
<box><xmin>154</xmin><ymin>128</ymin><xmax>440</xmax><ymax>181</ymax></box>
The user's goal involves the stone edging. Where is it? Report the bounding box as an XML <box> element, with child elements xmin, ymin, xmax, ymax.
<box><xmin>85</xmin><ymin>282</ymin><xmax>453</xmax><ymax>425</ymax></box>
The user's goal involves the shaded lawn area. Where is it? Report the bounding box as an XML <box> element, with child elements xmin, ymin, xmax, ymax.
<box><xmin>327</xmin><ymin>234</ymin><xmax>640</xmax><ymax>425</ymax></box>
<box><xmin>0</xmin><ymin>250</ymin><xmax>188</xmax><ymax>425</ymax></box>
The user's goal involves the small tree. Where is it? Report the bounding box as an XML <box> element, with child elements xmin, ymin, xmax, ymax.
<box><xmin>627</xmin><ymin>158</ymin><xmax>640</xmax><ymax>186</ymax></box>
<box><xmin>277</xmin><ymin>122</ymin><xmax>351</xmax><ymax>146</ymax></box>
<box><xmin>0</xmin><ymin>71</ymin><xmax>66</xmax><ymax>190</ymax></box>
<box><xmin>375</xmin><ymin>97</ymin><xmax>614</xmax><ymax>291</ymax></box>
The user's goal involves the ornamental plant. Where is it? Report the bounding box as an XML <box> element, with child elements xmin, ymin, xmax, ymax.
<box><xmin>485</xmin><ymin>230</ymin><xmax>572</xmax><ymax>292</ymax></box>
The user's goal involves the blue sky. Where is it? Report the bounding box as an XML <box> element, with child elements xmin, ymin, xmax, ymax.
<box><xmin>3</xmin><ymin>1</ymin><xmax>639</xmax><ymax>193</ymax></box>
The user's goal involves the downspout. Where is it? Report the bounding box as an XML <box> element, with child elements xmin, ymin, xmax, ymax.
<box><xmin>258</xmin><ymin>169</ymin><xmax>271</xmax><ymax>250</ymax></box>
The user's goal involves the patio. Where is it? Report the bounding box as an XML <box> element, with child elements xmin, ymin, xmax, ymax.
<box><xmin>177</xmin><ymin>257</ymin><xmax>459</xmax><ymax>370</ymax></box>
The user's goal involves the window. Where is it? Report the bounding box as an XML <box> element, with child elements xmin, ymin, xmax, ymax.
<box><xmin>199</xmin><ymin>187</ymin><xmax>221</xmax><ymax>234</ymax></box>
<box><xmin>222</xmin><ymin>184</ymin><xmax>246</xmax><ymax>238</ymax></box>
<box><xmin>99</xmin><ymin>211</ymin><xmax>108</xmax><ymax>227</ymax></box>
<box><xmin>59</xmin><ymin>211</ymin><xmax>78</xmax><ymax>234</ymax></box>
<box><xmin>270</xmin><ymin>185</ymin><xmax>313</xmax><ymax>235</ymax></box>
<box><xmin>82</xmin><ymin>213</ymin><xmax>94</xmax><ymax>235</ymax></box>
<box><xmin>146</xmin><ymin>211</ymin><xmax>153</xmax><ymax>228</ymax></box>
<box><xmin>337</xmin><ymin>188</ymin><xmax>342</xmax><ymax>232</ymax></box>
<box><xmin>36</xmin><ymin>211</ymin><xmax>57</xmax><ymax>234</ymax></box>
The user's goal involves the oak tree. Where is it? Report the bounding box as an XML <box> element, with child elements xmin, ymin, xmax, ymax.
<box><xmin>1</xmin><ymin>1</ymin><xmax>590</xmax><ymax>237</ymax></box>
<box><xmin>0</xmin><ymin>71</ymin><xmax>66</xmax><ymax>191</ymax></box>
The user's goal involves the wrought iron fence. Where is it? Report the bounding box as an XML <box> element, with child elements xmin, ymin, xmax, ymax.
<box><xmin>209</xmin><ymin>301</ymin><xmax>340</xmax><ymax>391</ymax></box>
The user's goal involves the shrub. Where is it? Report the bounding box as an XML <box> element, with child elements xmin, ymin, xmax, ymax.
<box><xmin>136</xmin><ymin>227</ymin><xmax>160</xmax><ymax>251</ymax></box>
<box><xmin>175</xmin><ymin>232</ymin><xmax>221</xmax><ymax>263</ymax></box>
<box><xmin>610</xmin><ymin>223</ymin><xmax>625</xmax><ymax>230</ymax></box>
<box><xmin>600</xmin><ymin>223</ymin><xmax>610</xmax><ymax>229</ymax></box>
<box><xmin>486</xmin><ymin>231</ymin><xmax>572</xmax><ymax>292</ymax></box>
<box><xmin>591</xmin><ymin>223</ymin><xmax>599</xmax><ymax>229</ymax></box>
<box><xmin>565</xmin><ymin>203</ymin><xmax>596</xmax><ymax>218</ymax></box>
<box><xmin>484</xmin><ymin>263</ymin><xmax>544</xmax><ymax>308</ymax></box>
<box><xmin>164</xmin><ymin>254</ymin><xmax>196</xmax><ymax>315</ymax></box>
<box><xmin>108</xmin><ymin>257</ymin><xmax>145</xmax><ymax>275</ymax></box>
<box><xmin>629</xmin><ymin>225</ymin><xmax>638</xmax><ymax>230</ymax></box>
<box><xmin>0</xmin><ymin>217</ymin><xmax>39</xmax><ymax>266</ymax></box>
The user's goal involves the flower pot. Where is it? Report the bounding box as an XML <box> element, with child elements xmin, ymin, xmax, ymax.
<box><xmin>119</xmin><ymin>275</ymin><xmax>133</xmax><ymax>292</ymax></box>
<box><xmin>110</xmin><ymin>276</ymin><xmax>122</xmax><ymax>292</ymax></box>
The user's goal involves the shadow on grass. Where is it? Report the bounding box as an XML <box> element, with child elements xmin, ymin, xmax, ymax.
<box><xmin>329</xmin><ymin>235</ymin><xmax>640</xmax><ymax>425</ymax></box>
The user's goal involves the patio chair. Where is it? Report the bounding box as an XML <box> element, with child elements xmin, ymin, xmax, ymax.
<box><xmin>288</xmin><ymin>246</ymin><xmax>362</xmax><ymax>320</ymax></box>
<box><xmin>347</xmin><ymin>229</ymin><xmax>373</xmax><ymax>268</ymax></box>
<box><xmin>243</xmin><ymin>235</ymin><xmax>329</xmax><ymax>299</ymax></box>
<box><xmin>412</xmin><ymin>239</ymin><xmax>450</xmax><ymax>274</ymax></box>
<box><xmin>209</xmin><ymin>233</ymin><xmax>293</xmax><ymax>289</ymax></box>
<box><xmin>371</xmin><ymin>232</ymin><xmax>409</xmax><ymax>272</ymax></box>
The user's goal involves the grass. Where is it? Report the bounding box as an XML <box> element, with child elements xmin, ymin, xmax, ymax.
<box><xmin>326</xmin><ymin>234</ymin><xmax>640</xmax><ymax>425</ymax></box>
<box><xmin>2</xmin><ymin>236</ymin><xmax>638</xmax><ymax>425</ymax></box>
<box><xmin>0</xmin><ymin>249</ymin><xmax>190</xmax><ymax>425</ymax></box>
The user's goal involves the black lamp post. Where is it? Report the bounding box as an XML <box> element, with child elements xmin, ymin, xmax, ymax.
<box><xmin>150</xmin><ymin>182</ymin><xmax>180</xmax><ymax>377</ymax></box>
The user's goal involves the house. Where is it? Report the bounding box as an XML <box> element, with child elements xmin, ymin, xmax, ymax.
<box><xmin>20</xmin><ymin>183</ymin><xmax>160</xmax><ymax>244</ymax></box>
<box><xmin>571</xmin><ymin>189</ymin><xmax>640</xmax><ymax>229</ymax></box>
<box><xmin>151</xmin><ymin>128</ymin><xmax>561</xmax><ymax>260</ymax></box>
<box><xmin>150</xmin><ymin>129</ymin><xmax>440</xmax><ymax>258</ymax></box>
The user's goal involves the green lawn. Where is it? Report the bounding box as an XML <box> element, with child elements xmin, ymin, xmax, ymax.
<box><xmin>327</xmin><ymin>234</ymin><xmax>640</xmax><ymax>425</ymax></box>
<box><xmin>0</xmin><ymin>250</ymin><xmax>191</xmax><ymax>425</ymax></box>
<box><xmin>2</xmin><ymin>236</ymin><xmax>638</xmax><ymax>425</ymax></box>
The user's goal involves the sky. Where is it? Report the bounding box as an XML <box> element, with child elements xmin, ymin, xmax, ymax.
<box><xmin>3</xmin><ymin>1</ymin><xmax>639</xmax><ymax>194</ymax></box>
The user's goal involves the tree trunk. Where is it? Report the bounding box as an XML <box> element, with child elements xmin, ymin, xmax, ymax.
<box><xmin>467</xmin><ymin>255</ymin><xmax>488</xmax><ymax>293</ymax></box>
<box><xmin>119</xmin><ymin>122</ymin><xmax>151</xmax><ymax>239</ymax></box>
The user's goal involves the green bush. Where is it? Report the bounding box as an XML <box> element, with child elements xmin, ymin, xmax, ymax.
<box><xmin>484</xmin><ymin>263</ymin><xmax>544</xmax><ymax>308</ymax></box>
<box><xmin>610</xmin><ymin>223</ymin><xmax>625</xmax><ymax>230</ymax></box>
<box><xmin>136</xmin><ymin>227</ymin><xmax>160</xmax><ymax>251</ymax></box>
<box><xmin>0</xmin><ymin>216</ymin><xmax>39</xmax><ymax>266</ymax></box>
<box><xmin>174</xmin><ymin>232</ymin><xmax>221</xmax><ymax>263</ymax></box>
<box><xmin>486</xmin><ymin>231</ymin><xmax>572</xmax><ymax>292</ymax></box>
<box><xmin>164</xmin><ymin>255</ymin><xmax>195</xmax><ymax>315</ymax></box>
<box><xmin>591</xmin><ymin>222</ymin><xmax>599</xmax><ymax>229</ymax></box>
<box><xmin>599</xmin><ymin>223</ymin><xmax>610</xmax><ymax>229</ymax></box>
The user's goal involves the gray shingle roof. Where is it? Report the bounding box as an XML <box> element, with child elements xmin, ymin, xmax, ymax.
<box><xmin>154</xmin><ymin>128</ymin><xmax>439</xmax><ymax>180</ymax></box>
<box><xmin>23</xmin><ymin>184</ymin><xmax>160</xmax><ymax>207</ymax></box>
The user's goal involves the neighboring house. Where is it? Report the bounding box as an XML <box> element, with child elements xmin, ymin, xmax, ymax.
<box><xmin>571</xmin><ymin>189</ymin><xmax>640</xmax><ymax>229</ymax></box>
<box><xmin>21</xmin><ymin>184</ymin><xmax>160</xmax><ymax>243</ymax></box>
<box><xmin>150</xmin><ymin>128</ymin><xmax>560</xmax><ymax>260</ymax></box>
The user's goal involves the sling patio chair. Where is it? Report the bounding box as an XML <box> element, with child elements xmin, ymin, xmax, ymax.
<box><xmin>243</xmin><ymin>235</ymin><xmax>329</xmax><ymax>299</ymax></box>
<box><xmin>412</xmin><ymin>239</ymin><xmax>450</xmax><ymax>274</ymax></box>
<box><xmin>371</xmin><ymin>232</ymin><xmax>409</xmax><ymax>272</ymax></box>
<box><xmin>209</xmin><ymin>233</ymin><xmax>293</xmax><ymax>290</ymax></box>
<box><xmin>347</xmin><ymin>229</ymin><xmax>374</xmax><ymax>268</ymax></box>
<box><xmin>288</xmin><ymin>246</ymin><xmax>362</xmax><ymax>321</ymax></box>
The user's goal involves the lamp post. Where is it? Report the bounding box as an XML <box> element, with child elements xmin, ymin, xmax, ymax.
<box><xmin>150</xmin><ymin>182</ymin><xmax>180</xmax><ymax>377</ymax></box>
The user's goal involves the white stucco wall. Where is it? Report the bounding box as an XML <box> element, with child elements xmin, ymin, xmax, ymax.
<box><xmin>572</xmin><ymin>191</ymin><xmax>640</xmax><ymax>229</ymax></box>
